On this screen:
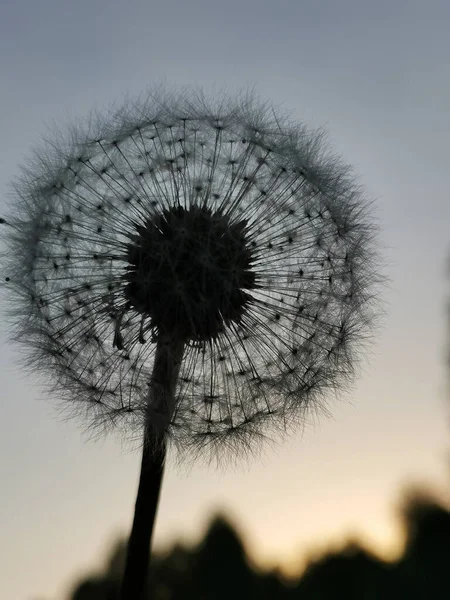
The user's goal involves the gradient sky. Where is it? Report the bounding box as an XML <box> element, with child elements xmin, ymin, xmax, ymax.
<box><xmin>1</xmin><ymin>1</ymin><xmax>450</xmax><ymax>598</ymax></box>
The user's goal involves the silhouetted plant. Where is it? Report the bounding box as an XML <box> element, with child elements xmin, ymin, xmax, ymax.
<box><xmin>397</xmin><ymin>491</ymin><xmax>450</xmax><ymax>598</ymax></box>
<box><xmin>188</xmin><ymin>516</ymin><xmax>254</xmax><ymax>598</ymax></box>
<box><xmin>1</xmin><ymin>88</ymin><xmax>378</xmax><ymax>598</ymax></box>
<box><xmin>71</xmin><ymin>578</ymin><xmax>118</xmax><ymax>600</ymax></box>
<box><xmin>67</xmin><ymin>494</ymin><xmax>450</xmax><ymax>600</ymax></box>
<box><xmin>294</xmin><ymin>543</ymin><xmax>395</xmax><ymax>600</ymax></box>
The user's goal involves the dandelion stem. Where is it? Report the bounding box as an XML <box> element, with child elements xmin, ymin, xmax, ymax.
<box><xmin>120</xmin><ymin>335</ymin><xmax>184</xmax><ymax>600</ymax></box>
<box><xmin>120</xmin><ymin>433</ymin><xmax>165</xmax><ymax>600</ymax></box>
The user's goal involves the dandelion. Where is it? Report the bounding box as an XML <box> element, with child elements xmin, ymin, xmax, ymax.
<box><xmin>1</xmin><ymin>88</ymin><xmax>378</xmax><ymax>599</ymax></box>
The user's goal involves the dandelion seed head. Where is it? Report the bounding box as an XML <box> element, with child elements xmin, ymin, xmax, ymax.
<box><xmin>0</xmin><ymin>88</ymin><xmax>380</xmax><ymax>461</ymax></box>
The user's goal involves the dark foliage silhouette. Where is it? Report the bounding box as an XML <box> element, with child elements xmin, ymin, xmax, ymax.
<box><xmin>396</xmin><ymin>492</ymin><xmax>450</xmax><ymax>598</ymax></box>
<box><xmin>65</xmin><ymin>492</ymin><xmax>450</xmax><ymax>600</ymax></box>
<box><xmin>293</xmin><ymin>544</ymin><xmax>396</xmax><ymax>599</ymax></box>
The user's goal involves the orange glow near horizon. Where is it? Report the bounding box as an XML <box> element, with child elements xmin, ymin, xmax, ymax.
<box><xmin>150</xmin><ymin>479</ymin><xmax>449</xmax><ymax>582</ymax></box>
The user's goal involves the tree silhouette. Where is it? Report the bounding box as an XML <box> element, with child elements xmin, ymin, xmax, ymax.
<box><xmin>292</xmin><ymin>543</ymin><xmax>396</xmax><ymax>599</ymax></box>
<box><xmin>183</xmin><ymin>516</ymin><xmax>255</xmax><ymax>599</ymax></box>
<box><xmin>65</xmin><ymin>494</ymin><xmax>450</xmax><ymax>600</ymax></box>
<box><xmin>397</xmin><ymin>492</ymin><xmax>450</xmax><ymax>598</ymax></box>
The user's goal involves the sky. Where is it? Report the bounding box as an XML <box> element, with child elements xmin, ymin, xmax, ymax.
<box><xmin>1</xmin><ymin>0</ymin><xmax>450</xmax><ymax>598</ymax></box>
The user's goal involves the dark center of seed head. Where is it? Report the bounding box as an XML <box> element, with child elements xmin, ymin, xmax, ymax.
<box><xmin>124</xmin><ymin>205</ymin><xmax>257</xmax><ymax>342</ymax></box>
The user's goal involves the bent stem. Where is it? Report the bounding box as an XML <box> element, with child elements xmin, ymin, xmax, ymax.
<box><xmin>120</xmin><ymin>336</ymin><xmax>184</xmax><ymax>600</ymax></box>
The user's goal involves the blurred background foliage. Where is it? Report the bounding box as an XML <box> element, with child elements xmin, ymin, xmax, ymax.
<box><xmin>61</xmin><ymin>483</ymin><xmax>449</xmax><ymax>600</ymax></box>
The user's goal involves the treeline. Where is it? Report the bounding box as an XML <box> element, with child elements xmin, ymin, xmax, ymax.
<box><xmin>67</xmin><ymin>491</ymin><xmax>449</xmax><ymax>600</ymax></box>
